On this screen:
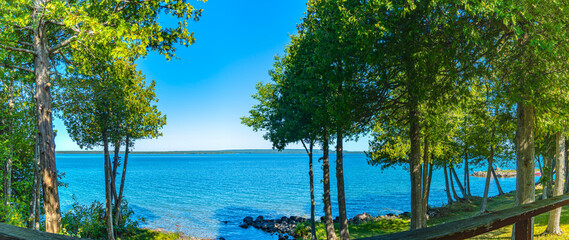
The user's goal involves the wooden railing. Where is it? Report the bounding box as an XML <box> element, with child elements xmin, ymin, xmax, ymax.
<box><xmin>0</xmin><ymin>223</ymin><xmax>84</xmax><ymax>240</ymax></box>
<box><xmin>360</xmin><ymin>194</ymin><xmax>569</xmax><ymax>240</ymax></box>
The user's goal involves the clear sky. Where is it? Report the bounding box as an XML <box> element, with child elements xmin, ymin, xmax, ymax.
<box><xmin>54</xmin><ymin>0</ymin><xmax>371</xmax><ymax>152</ymax></box>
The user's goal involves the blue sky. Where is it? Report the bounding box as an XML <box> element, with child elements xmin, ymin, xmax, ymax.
<box><xmin>54</xmin><ymin>0</ymin><xmax>370</xmax><ymax>152</ymax></box>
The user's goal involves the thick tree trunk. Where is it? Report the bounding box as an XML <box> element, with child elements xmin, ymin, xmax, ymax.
<box><xmin>421</xmin><ymin>138</ymin><xmax>430</xmax><ymax>228</ymax></box>
<box><xmin>33</xmin><ymin>3</ymin><xmax>62</xmax><ymax>231</ymax></box>
<box><xmin>451</xmin><ymin>167</ymin><xmax>468</xmax><ymax>200</ymax></box>
<box><xmin>336</xmin><ymin>130</ymin><xmax>350</xmax><ymax>240</ymax></box>
<box><xmin>444</xmin><ymin>164</ymin><xmax>453</xmax><ymax>204</ymax></box>
<box><xmin>322</xmin><ymin>134</ymin><xmax>337</xmax><ymax>240</ymax></box>
<box><xmin>545</xmin><ymin>132</ymin><xmax>565</xmax><ymax>235</ymax></box>
<box><xmin>114</xmin><ymin>136</ymin><xmax>130</xmax><ymax>226</ymax></box>
<box><xmin>513</xmin><ymin>102</ymin><xmax>535</xmax><ymax>239</ymax></box>
<box><xmin>409</xmin><ymin>98</ymin><xmax>422</xmax><ymax>230</ymax></box>
<box><xmin>103</xmin><ymin>132</ymin><xmax>115</xmax><ymax>240</ymax></box>
<box><xmin>480</xmin><ymin>146</ymin><xmax>494</xmax><ymax>213</ymax></box>
<box><xmin>491</xmin><ymin>165</ymin><xmax>505</xmax><ymax>195</ymax></box>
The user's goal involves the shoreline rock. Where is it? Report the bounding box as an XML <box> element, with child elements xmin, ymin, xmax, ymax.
<box><xmin>470</xmin><ymin>169</ymin><xmax>540</xmax><ymax>178</ymax></box>
<box><xmin>239</xmin><ymin>215</ymin><xmax>306</xmax><ymax>239</ymax></box>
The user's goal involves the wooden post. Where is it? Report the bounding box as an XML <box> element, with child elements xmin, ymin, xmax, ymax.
<box><xmin>514</xmin><ymin>219</ymin><xmax>531</xmax><ymax>240</ymax></box>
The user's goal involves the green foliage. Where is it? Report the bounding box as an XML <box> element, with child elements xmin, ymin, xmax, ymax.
<box><xmin>62</xmin><ymin>199</ymin><xmax>141</xmax><ymax>239</ymax></box>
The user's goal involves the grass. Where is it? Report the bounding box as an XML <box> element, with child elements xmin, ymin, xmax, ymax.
<box><xmin>297</xmin><ymin>188</ymin><xmax>569</xmax><ymax>239</ymax></box>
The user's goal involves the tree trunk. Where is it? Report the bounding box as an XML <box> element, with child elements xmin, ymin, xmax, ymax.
<box><xmin>513</xmin><ymin>102</ymin><xmax>535</xmax><ymax>239</ymax></box>
<box><xmin>480</xmin><ymin>145</ymin><xmax>494</xmax><ymax>213</ymax></box>
<box><xmin>114</xmin><ymin>136</ymin><xmax>130</xmax><ymax>226</ymax></box>
<box><xmin>542</xmin><ymin>155</ymin><xmax>549</xmax><ymax>200</ymax></box>
<box><xmin>4</xmin><ymin>78</ymin><xmax>14</xmax><ymax>206</ymax></box>
<box><xmin>33</xmin><ymin>2</ymin><xmax>62</xmax><ymax>231</ymax></box>
<box><xmin>444</xmin><ymin>164</ymin><xmax>453</xmax><ymax>204</ymax></box>
<box><xmin>491</xmin><ymin>165</ymin><xmax>505</xmax><ymax>195</ymax></box>
<box><xmin>451</xmin><ymin>167</ymin><xmax>468</xmax><ymax>200</ymax></box>
<box><xmin>449</xmin><ymin>165</ymin><xmax>460</xmax><ymax>201</ymax></box>
<box><xmin>464</xmin><ymin>150</ymin><xmax>471</xmax><ymax>197</ymax></box>
<box><xmin>422</xmin><ymin>162</ymin><xmax>433</xmax><ymax>227</ymax></box>
<box><xmin>306</xmin><ymin>140</ymin><xmax>317</xmax><ymax>240</ymax></box>
<box><xmin>544</xmin><ymin>152</ymin><xmax>556</xmax><ymax>198</ymax></box>
<box><xmin>409</xmin><ymin>98</ymin><xmax>422</xmax><ymax>230</ymax></box>
<box><xmin>322</xmin><ymin>134</ymin><xmax>337</xmax><ymax>240</ymax></box>
<box><xmin>545</xmin><ymin>132</ymin><xmax>565</xmax><ymax>235</ymax></box>
<box><xmin>29</xmin><ymin>130</ymin><xmax>41</xmax><ymax>230</ymax></box>
<box><xmin>336</xmin><ymin>130</ymin><xmax>350</xmax><ymax>240</ymax></box>
<box><xmin>564</xmin><ymin>140</ymin><xmax>569</xmax><ymax>194</ymax></box>
<box><xmin>103</xmin><ymin>132</ymin><xmax>115</xmax><ymax>240</ymax></box>
<box><xmin>421</xmin><ymin>138</ymin><xmax>430</xmax><ymax>228</ymax></box>
<box><xmin>112</xmin><ymin>142</ymin><xmax>120</xmax><ymax>206</ymax></box>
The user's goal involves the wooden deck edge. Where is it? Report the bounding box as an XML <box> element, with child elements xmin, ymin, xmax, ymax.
<box><xmin>359</xmin><ymin>194</ymin><xmax>569</xmax><ymax>240</ymax></box>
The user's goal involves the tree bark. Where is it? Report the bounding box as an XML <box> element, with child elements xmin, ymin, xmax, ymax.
<box><xmin>421</xmin><ymin>138</ymin><xmax>430</xmax><ymax>228</ymax></box>
<box><xmin>464</xmin><ymin>150</ymin><xmax>470</xmax><ymax>197</ymax></box>
<box><xmin>409</xmin><ymin>98</ymin><xmax>423</xmax><ymax>230</ymax></box>
<box><xmin>322</xmin><ymin>134</ymin><xmax>337</xmax><ymax>240</ymax></box>
<box><xmin>451</xmin><ymin>167</ymin><xmax>468</xmax><ymax>200</ymax></box>
<box><xmin>444</xmin><ymin>164</ymin><xmax>453</xmax><ymax>204</ymax></box>
<box><xmin>112</xmin><ymin>141</ymin><xmax>120</xmax><ymax>206</ymax></box>
<box><xmin>542</xmin><ymin>155</ymin><xmax>549</xmax><ymax>200</ymax></box>
<box><xmin>491</xmin><ymin>165</ymin><xmax>505</xmax><ymax>195</ymax></box>
<box><xmin>304</xmin><ymin>140</ymin><xmax>316</xmax><ymax>240</ymax></box>
<box><xmin>4</xmin><ymin>78</ymin><xmax>14</xmax><ymax>206</ymax></box>
<box><xmin>336</xmin><ymin>130</ymin><xmax>350</xmax><ymax>240</ymax></box>
<box><xmin>28</xmin><ymin>129</ymin><xmax>41</xmax><ymax>230</ymax></box>
<box><xmin>564</xmin><ymin>140</ymin><xmax>569</xmax><ymax>194</ymax></box>
<box><xmin>33</xmin><ymin>1</ymin><xmax>62</xmax><ymax>230</ymax></box>
<box><xmin>103</xmin><ymin>132</ymin><xmax>115</xmax><ymax>240</ymax></box>
<box><xmin>449</xmin><ymin>165</ymin><xmax>460</xmax><ymax>201</ymax></box>
<box><xmin>513</xmin><ymin>102</ymin><xmax>535</xmax><ymax>239</ymax></box>
<box><xmin>544</xmin><ymin>132</ymin><xmax>565</xmax><ymax>235</ymax></box>
<box><xmin>114</xmin><ymin>136</ymin><xmax>130</xmax><ymax>226</ymax></box>
<box><xmin>480</xmin><ymin>145</ymin><xmax>494</xmax><ymax>213</ymax></box>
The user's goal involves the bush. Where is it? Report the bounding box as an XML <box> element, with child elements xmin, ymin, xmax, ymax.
<box><xmin>62</xmin><ymin>198</ymin><xmax>142</xmax><ymax>239</ymax></box>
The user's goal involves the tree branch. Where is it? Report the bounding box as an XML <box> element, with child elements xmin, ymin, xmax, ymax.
<box><xmin>0</xmin><ymin>63</ymin><xmax>34</xmax><ymax>73</ymax></box>
<box><xmin>49</xmin><ymin>35</ymin><xmax>77</xmax><ymax>54</ymax></box>
<box><xmin>0</xmin><ymin>44</ymin><xmax>37</xmax><ymax>55</ymax></box>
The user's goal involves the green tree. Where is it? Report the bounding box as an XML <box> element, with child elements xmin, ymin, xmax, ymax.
<box><xmin>0</xmin><ymin>0</ymin><xmax>201</xmax><ymax>232</ymax></box>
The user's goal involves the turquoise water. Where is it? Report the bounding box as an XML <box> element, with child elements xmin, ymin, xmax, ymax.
<box><xmin>57</xmin><ymin>153</ymin><xmax>523</xmax><ymax>239</ymax></box>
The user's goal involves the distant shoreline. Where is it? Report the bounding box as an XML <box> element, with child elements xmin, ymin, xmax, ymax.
<box><xmin>55</xmin><ymin>149</ymin><xmax>365</xmax><ymax>155</ymax></box>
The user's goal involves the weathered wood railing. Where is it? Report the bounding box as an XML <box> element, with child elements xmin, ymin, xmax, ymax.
<box><xmin>0</xmin><ymin>223</ymin><xmax>85</xmax><ymax>240</ymax></box>
<box><xmin>360</xmin><ymin>194</ymin><xmax>569</xmax><ymax>240</ymax></box>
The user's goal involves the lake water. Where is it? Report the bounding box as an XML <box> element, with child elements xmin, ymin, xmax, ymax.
<box><xmin>57</xmin><ymin>153</ymin><xmax>523</xmax><ymax>239</ymax></box>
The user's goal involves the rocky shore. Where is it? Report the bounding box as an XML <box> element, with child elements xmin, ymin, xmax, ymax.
<box><xmin>470</xmin><ymin>168</ymin><xmax>541</xmax><ymax>178</ymax></box>
<box><xmin>239</xmin><ymin>212</ymin><xmax>411</xmax><ymax>239</ymax></box>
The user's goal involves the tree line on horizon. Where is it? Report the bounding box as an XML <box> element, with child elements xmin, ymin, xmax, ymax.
<box><xmin>0</xmin><ymin>0</ymin><xmax>203</xmax><ymax>239</ymax></box>
<box><xmin>243</xmin><ymin>0</ymin><xmax>569</xmax><ymax>240</ymax></box>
